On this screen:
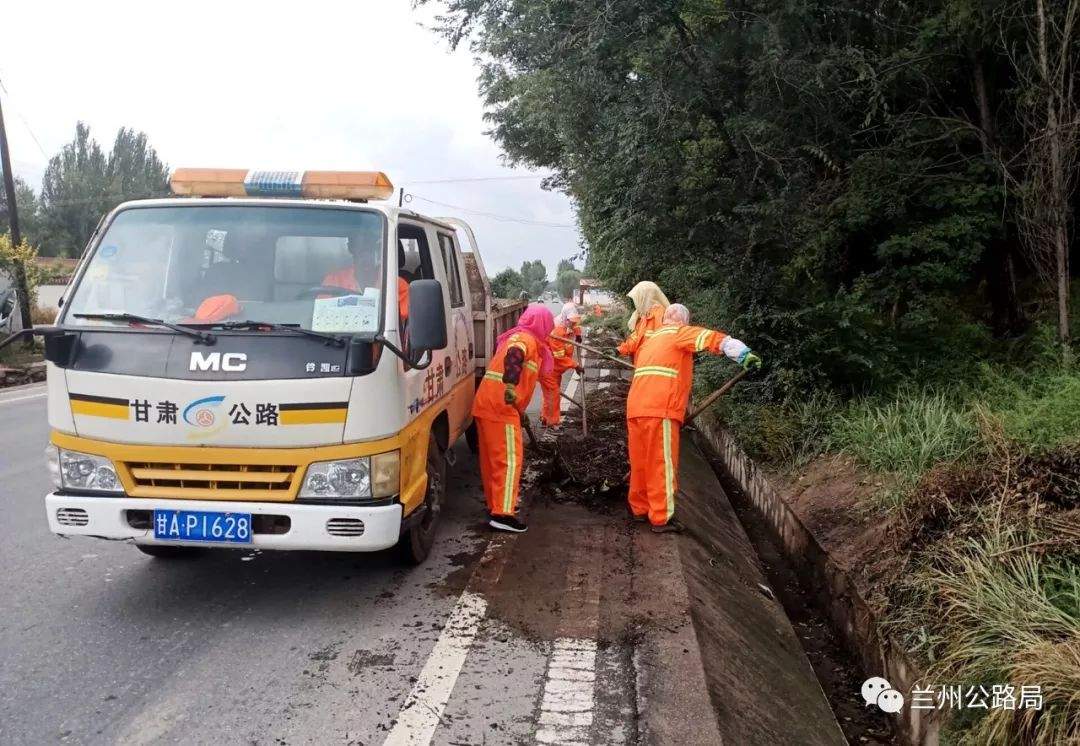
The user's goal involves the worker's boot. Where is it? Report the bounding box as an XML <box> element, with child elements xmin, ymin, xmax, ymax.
<box><xmin>650</xmin><ymin>519</ymin><xmax>684</xmax><ymax>534</ymax></box>
<box><xmin>489</xmin><ymin>514</ymin><xmax>528</xmax><ymax>533</ymax></box>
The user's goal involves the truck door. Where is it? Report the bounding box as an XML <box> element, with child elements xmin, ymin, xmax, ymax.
<box><xmin>436</xmin><ymin>231</ymin><xmax>472</xmax><ymax>440</ymax></box>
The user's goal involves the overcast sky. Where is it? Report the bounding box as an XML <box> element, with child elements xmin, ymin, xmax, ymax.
<box><xmin>1</xmin><ymin>1</ymin><xmax>582</xmax><ymax>274</ymax></box>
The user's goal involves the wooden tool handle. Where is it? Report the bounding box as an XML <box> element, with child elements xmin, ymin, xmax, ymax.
<box><xmin>684</xmin><ymin>370</ymin><xmax>748</xmax><ymax>424</ymax></box>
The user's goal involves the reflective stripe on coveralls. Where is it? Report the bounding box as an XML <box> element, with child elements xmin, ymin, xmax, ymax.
<box><xmin>540</xmin><ymin>324</ymin><xmax>581</xmax><ymax>426</ymax></box>
<box><xmin>475</xmin><ymin>418</ymin><xmax>523</xmax><ymax>516</ymax></box>
<box><xmin>626</xmin><ymin>416</ymin><xmax>679</xmax><ymax>525</ymax></box>
<box><xmin>473</xmin><ymin>331</ymin><xmax>543</xmax><ymax>517</ymax></box>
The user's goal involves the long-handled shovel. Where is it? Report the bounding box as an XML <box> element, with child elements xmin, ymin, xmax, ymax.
<box><xmin>684</xmin><ymin>369</ymin><xmax>748</xmax><ymax>424</ymax></box>
<box><xmin>562</xmin><ymin>338</ymin><xmax>635</xmax><ymax>371</ymax></box>
<box><xmin>580</xmin><ymin>363</ymin><xmax>588</xmax><ymax>437</ymax></box>
<box><xmin>521</xmin><ymin>411</ymin><xmax>537</xmax><ymax>446</ymax></box>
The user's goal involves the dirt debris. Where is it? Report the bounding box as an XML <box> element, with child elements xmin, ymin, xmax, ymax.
<box><xmin>524</xmin><ymin>337</ymin><xmax>634</xmax><ymax>512</ymax></box>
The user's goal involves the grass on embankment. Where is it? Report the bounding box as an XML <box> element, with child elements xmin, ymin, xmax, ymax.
<box><xmin>720</xmin><ymin>357</ymin><xmax>1080</xmax><ymax>745</ymax></box>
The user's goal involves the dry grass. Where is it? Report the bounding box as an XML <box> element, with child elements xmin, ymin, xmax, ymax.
<box><xmin>31</xmin><ymin>305</ymin><xmax>57</xmax><ymax>325</ymax></box>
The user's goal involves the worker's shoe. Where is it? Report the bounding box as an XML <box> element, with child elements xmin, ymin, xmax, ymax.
<box><xmin>489</xmin><ymin>515</ymin><xmax>528</xmax><ymax>533</ymax></box>
<box><xmin>650</xmin><ymin>519</ymin><xmax>684</xmax><ymax>534</ymax></box>
<box><xmin>630</xmin><ymin>513</ymin><xmax>648</xmax><ymax>523</ymax></box>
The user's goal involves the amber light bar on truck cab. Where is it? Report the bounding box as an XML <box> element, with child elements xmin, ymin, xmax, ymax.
<box><xmin>169</xmin><ymin>168</ymin><xmax>395</xmax><ymax>201</ymax></box>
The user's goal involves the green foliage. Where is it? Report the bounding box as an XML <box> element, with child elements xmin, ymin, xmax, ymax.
<box><xmin>37</xmin><ymin>123</ymin><xmax>168</xmax><ymax>257</ymax></box>
<box><xmin>519</xmin><ymin>259</ymin><xmax>548</xmax><ymax>298</ymax></box>
<box><xmin>0</xmin><ymin>232</ymin><xmax>42</xmax><ymax>306</ymax></box>
<box><xmin>986</xmin><ymin>370</ymin><xmax>1080</xmax><ymax>454</ymax></box>
<box><xmin>423</xmin><ymin>0</ymin><xmax>1052</xmax><ymax>401</ymax></box>
<box><xmin>491</xmin><ymin>267</ymin><xmax>525</xmax><ymax>298</ymax></box>
<box><xmin>830</xmin><ymin>389</ymin><xmax>981</xmax><ymax>488</ymax></box>
<box><xmin>0</xmin><ymin>177</ymin><xmax>43</xmax><ymax>247</ymax></box>
<box><xmin>556</xmin><ymin>263</ymin><xmax>582</xmax><ymax>300</ymax></box>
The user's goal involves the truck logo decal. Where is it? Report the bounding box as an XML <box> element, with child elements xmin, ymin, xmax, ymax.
<box><xmin>183</xmin><ymin>395</ymin><xmax>227</xmax><ymax>427</ymax></box>
<box><xmin>190</xmin><ymin>351</ymin><xmax>248</xmax><ymax>372</ymax></box>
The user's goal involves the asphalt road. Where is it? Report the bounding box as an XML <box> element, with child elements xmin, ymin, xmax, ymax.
<box><xmin>1</xmin><ymin>383</ymin><xmax>492</xmax><ymax>744</ymax></box>
<box><xmin>0</xmin><ymin>378</ymin><xmax>637</xmax><ymax>746</ymax></box>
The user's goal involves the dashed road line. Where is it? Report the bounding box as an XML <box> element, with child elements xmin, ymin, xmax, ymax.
<box><xmin>534</xmin><ymin>525</ymin><xmax>604</xmax><ymax>745</ymax></box>
<box><xmin>536</xmin><ymin>639</ymin><xmax>599</xmax><ymax>745</ymax></box>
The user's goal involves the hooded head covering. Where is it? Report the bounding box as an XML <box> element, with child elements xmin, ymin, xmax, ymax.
<box><xmin>496</xmin><ymin>303</ymin><xmax>556</xmax><ymax>374</ymax></box>
<box><xmin>663</xmin><ymin>303</ymin><xmax>690</xmax><ymax>325</ymax></box>
<box><xmin>554</xmin><ymin>301</ymin><xmax>582</xmax><ymax>329</ymax></box>
<box><xmin>626</xmin><ymin>281</ymin><xmax>671</xmax><ymax>331</ymax></box>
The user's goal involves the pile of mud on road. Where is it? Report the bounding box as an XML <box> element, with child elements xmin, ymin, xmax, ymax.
<box><xmin>524</xmin><ymin>331</ymin><xmax>633</xmax><ymax>512</ymax></box>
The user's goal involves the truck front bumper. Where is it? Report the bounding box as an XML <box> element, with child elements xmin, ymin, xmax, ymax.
<box><xmin>44</xmin><ymin>493</ymin><xmax>403</xmax><ymax>552</ymax></box>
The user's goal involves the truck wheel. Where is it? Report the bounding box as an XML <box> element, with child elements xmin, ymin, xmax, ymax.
<box><xmin>397</xmin><ymin>432</ymin><xmax>446</xmax><ymax>565</ymax></box>
<box><xmin>136</xmin><ymin>544</ymin><xmax>202</xmax><ymax>559</ymax></box>
<box><xmin>465</xmin><ymin>421</ymin><xmax>479</xmax><ymax>454</ymax></box>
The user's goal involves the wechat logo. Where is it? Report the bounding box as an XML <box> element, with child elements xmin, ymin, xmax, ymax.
<box><xmin>862</xmin><ymin>677</ymin><xmax>905</xmax><ymax>714</ymax></box>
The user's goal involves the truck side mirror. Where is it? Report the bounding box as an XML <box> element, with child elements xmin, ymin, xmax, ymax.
<box><xmin>407</xmin><ymin>279</ymin><xmax>448</xmax><ymax>352</ymax></box>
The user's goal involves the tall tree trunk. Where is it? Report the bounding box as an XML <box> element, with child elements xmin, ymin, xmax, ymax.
<box><xmin>1037</xmin><ymin>0</ymin><xmax>1071</xmax><ymax>353</ymax></box>
<box><xmin>972</xmin><ymin>50</ymin><xmax>1025</xmax><ymax>335</ymax></box>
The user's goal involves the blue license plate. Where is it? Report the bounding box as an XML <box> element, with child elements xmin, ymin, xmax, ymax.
<box><xmin>153</xmin><ymin>509</ymin><xmax>252</xmax><ymax>544</ymax></box>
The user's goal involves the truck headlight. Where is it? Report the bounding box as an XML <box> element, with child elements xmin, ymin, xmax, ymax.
<box><xmin>49</xmin><ymin>445</ymin><xmax>122</xmax><ymax>494</ymax></box>
<box><xmin>298</xmin><ymin>451</ymin><xmax>400</xmax><ymax>501</ymax></box>
<box><xmin>300</xmin><ymin>458</ymin><xmax>372</xmax><ymax>500</ymax></box>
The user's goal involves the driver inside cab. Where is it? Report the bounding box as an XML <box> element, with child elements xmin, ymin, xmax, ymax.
<box><xmin>322</xmin><ymin>232</ymin><xmax>409</xmax><ymax>325</ymax></box>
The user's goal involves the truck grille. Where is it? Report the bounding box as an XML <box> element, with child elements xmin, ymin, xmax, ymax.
<box><xmin>123</xmin><ymin>462</ymin><xmax>298</xmax><ymax>500</ymax></box>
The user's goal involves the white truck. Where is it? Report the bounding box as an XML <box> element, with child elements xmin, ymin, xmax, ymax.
<box><xmin>4</xmin><ymin>168</ymin><xmax>524</xmax><ymax>564</ymax></box>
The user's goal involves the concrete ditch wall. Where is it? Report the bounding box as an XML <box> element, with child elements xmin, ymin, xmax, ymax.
<box><xmin>691</xmin><ymin>412</ymin><xmax>943</xmax><ymax>746</ymax></box>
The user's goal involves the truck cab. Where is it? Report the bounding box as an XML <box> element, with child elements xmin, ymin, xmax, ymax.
<box><xmin>39</xmin><ymin>168</ymin><xmax>517</xmax><ymax>563</ymax></box>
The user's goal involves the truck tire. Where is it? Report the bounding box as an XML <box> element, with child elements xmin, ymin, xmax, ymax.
<box><xmin>397</xmin><ymin>432</ymin><xmax>446</xmax><ymax>565</ymax></box>
<box><xmin>135</xmin><ymin>544</ymin><xmax>202</xmax><ymax>559</ymax></box>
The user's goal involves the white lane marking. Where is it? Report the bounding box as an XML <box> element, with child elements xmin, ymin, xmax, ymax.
<box><xmin>0</xmin><ymin>391</ymin><xmax>47</xmax><ymax>405</ymax></box>
<box><xmin>382</xmin><ymin>536</ymin><xmax>515</xmax><ymax>745</ymax></box>
<box><xmin>561</xmin><ymin>372</ymin><xmax>579</xmax><ymax>412</ymax></box>
<box><xmin>382</xmin><ymin>591</ymin><xmax>489</xmax><ymax>746</ymax></box>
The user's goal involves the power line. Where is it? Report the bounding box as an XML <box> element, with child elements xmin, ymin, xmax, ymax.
<box><xmin>403</xmin><ymin>175</ymin><xmax>545</xmax><ymax>185</ymax></box>
<box><xmin>405</xmin><ymin>193</ymin><xmax>577</xmax><ymax>229</ymax></box>
<box><xmin>0</xmin><ymin>76</ymin><xmax>49</xmax><ymax>160</ymax></box>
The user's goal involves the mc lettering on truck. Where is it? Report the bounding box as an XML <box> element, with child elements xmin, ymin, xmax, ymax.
<box><xmin>189</xmin><ymin>351</ymin><xmax>248</xmax><ymax>372</ymax></box>
<box><xmin>12</xmin><ymin>168</ymin><xmax>519</xmax><ymax>564</ymax></box>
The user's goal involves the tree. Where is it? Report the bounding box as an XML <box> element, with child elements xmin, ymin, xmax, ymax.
<box><xmin>556</xmin><ymin>258</ymin><xmax>582</xmax><ymax>299</ymax></box>
<box><xmin>519</xmin><ymin>259</ymin><xmax>547</xmax><ymax>297</ymax></box>
<box><xmin>0</xmin><ymin>176</ymin><xmax>42</xmax><ymax>248</ymax></box>
<box><xmin>1012</xmin><ymin>0</ymin><xmax>1080</xmax><ymax>355</ymax></box>
<box><xmin>38</xmin><ymin>123</ymin><xmax>168</xmax><ymax>257</ymax></box>
<box><xmin>424</xmin><ymin>0</ymin><xmax>1075</xmax><ymax>395</ymax></box>
<box><xmin>491</xmin><ymin>267</ymin><xmax>526</xmax><ymax>298</ymax></box>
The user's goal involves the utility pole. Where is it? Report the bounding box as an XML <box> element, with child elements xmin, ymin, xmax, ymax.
<box><xmin>0</xmin><ymin>91</ymin><xmax>34</xmax><ymax>335</ymax></box>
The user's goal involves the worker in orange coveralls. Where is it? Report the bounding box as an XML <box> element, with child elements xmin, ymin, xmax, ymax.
<box><xmin>539</xmin><ymin>302</ymin><xmax>584</xmax><ymax>428</ymax></box>
<box><xmin>323</xmin><ymin>241</ymin><xmax>410</xmax><ymax>324</ymax></box>
<box><xmin>471</xmin><ymin>303</ymin><xmax>555</xmax><ymax>533</ymax></box>
<box><xmin>617</xmin><ymin>281</ymin><xmax>670</xmax><ymax>364</ymax></box>
<box><xmin>622</xmin><ymin>303</ymin><xmax>761</xmax><ymax>532</ymax></box>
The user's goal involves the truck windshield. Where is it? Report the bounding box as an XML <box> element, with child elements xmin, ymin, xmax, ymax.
<box><xmin>63</xmin><ymin>205</ymin><xmax>386</xmax><ymax>334</ymax></box>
